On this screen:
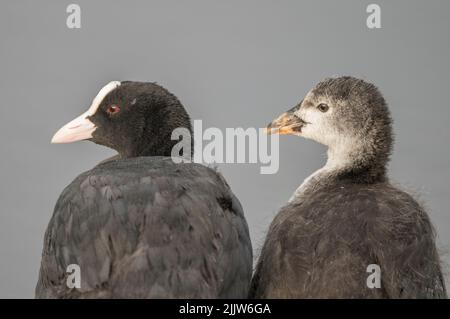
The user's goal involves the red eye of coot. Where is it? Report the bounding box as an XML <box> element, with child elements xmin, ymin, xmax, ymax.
<box><xmin>107</xmin><ymin>105</ymin><xmax>120</xmax><ymax>115</ymax></box>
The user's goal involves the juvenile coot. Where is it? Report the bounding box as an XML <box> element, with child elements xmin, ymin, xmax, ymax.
<box><xmin>250</xmin><ymin>76</ymin><xmax>447</xmax><ymax>298</ymax></box>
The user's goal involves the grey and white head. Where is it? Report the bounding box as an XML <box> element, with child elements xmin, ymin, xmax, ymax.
<box><xmin>267</xmin><ymin>76</ymin><xmax>393</xmax><ymax>180</ymax></box>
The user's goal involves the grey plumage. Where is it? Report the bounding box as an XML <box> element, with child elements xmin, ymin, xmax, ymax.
<box><xmin>250</xmin><ymin>179</ymin><xmax>446</xmax><ymax>298</ymax></box>
<box><xmin>36</xmin><ymin>157</ymin><xmax>252</xmax><ymax>298</ymax></box>
<box><xmin>251</xmin><ymin>76</ymin><xmax>447</xmax><ymax>298</ymax></box>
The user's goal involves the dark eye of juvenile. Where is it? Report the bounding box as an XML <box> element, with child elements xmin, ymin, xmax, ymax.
<box><xmin>317</xmin><ymin>103</ymin><xmax>329</xmax><ymax>112</ymax></box>
<box><xmin>106</xmin><ymin>105</ymin><xmax>120</xmax><ymax>115</ymax></box>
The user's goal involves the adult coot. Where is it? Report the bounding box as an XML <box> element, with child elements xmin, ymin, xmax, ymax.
<box><xmin>36</xmin><ymin>81</ymin><xmax>252</xmax><ymax>298</ymax></box>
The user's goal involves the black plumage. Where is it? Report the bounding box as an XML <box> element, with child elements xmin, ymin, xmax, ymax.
<box><xmin>36</xmin><ymin>82</ymin><xmax>252</xmax><ymax>298</ymax></box>
<box><xmin>251</xmin><ymin>76</ymin><xmax>447</xmax><ymax>298</ymax></box>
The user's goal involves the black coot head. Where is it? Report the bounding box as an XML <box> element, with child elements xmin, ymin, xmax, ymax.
<box><xmin>51</xmin><ymin>81</ymin><xmax>193</xmax><ymax>158</ymax></box>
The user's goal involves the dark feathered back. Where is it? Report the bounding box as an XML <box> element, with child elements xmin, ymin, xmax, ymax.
<box><xmin>36</xmin><ymin>157</ymin><xmax>252</xmax><ymax>298</ymax></box>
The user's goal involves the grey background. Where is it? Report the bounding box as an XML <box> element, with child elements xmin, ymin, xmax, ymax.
<box><xmin>1</xmin><ymin>0</ymin><xmax>449</xmax><ymax>298</ymax></box>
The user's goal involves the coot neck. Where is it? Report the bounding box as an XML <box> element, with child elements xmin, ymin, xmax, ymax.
<box><xmin>325</xmin><ymin>139</ymin><xmax>388</xmax><ymax>184</ymax></box>
<box><xmin>289</xmin><ymin>138</ymin><xmax>388</xmax><ymax>202</ymax></box>
<box><xmin>117</xmin><ymin>127</ymin><xmax>194</xmax><ymax>159</ymax></box>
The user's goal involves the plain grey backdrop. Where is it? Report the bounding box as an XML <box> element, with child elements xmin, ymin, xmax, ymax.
<box><xmin>1</xmin><ymin>0</ymin><xmax>449</xmax><ymax>298</ymax></box>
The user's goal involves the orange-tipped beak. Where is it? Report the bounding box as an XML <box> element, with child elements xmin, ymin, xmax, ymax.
<box><xmin>265</xmin><ymin>108</ymin><xmax>306</xmax><ymax>135</ymax></box>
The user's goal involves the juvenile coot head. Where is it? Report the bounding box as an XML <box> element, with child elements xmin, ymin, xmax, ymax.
<box><xmin>51</xmin><ymin>81</ymin><xmax>193</xmax><ymax>158</ymax></box>
<box><xmin>267</xmin><ymin>76</ymin><xmax>393</xmax><ymax>179</ymax></box>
